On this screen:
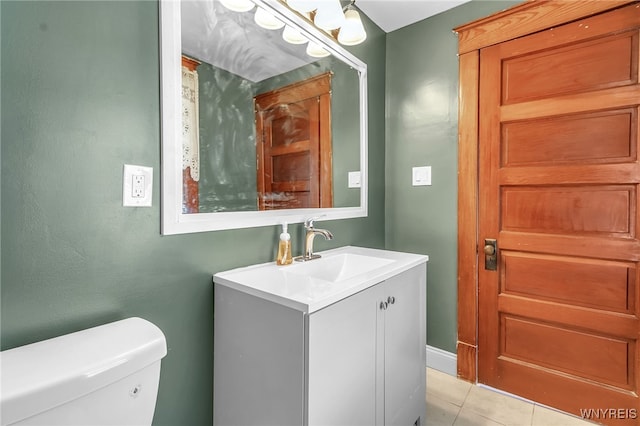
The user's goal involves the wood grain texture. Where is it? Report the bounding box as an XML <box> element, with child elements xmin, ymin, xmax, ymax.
<box><xmin>454</xmin><ymin>0</ymin><xmax>637</xmax><ymax>54</ymax></box>
<box><xmin>502</xmin><ymin>32</ymin><xmax>637</xmax><ymax>104</ymax></box>
<box><xmin>502</xmin><ymin>252</ymin><xmax>635</xmax><ymax>312</ymax></box>
<box><xmin>457</xmin><ymin>51</ymin><xmax>480</xmax><ymax>351</ymax></box>
<box><xmin>502</xmin><ymin>109</ymin><xmax>634</xmax><ymax>167</ymax></box>
<box><xmin>502</xmin><ymin>315</ymin><xmax>632</xmax><ymax>388</ymax></box>
<box><xmin>456</xmin><ymin>341</ymin><xmax>477</xmax><ymax>382</ymax></box>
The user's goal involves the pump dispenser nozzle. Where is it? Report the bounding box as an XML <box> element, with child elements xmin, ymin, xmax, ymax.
<box><xmin>276</xmin><ymin>223</ymin><xmax>293</xmax><ymax>265</ymax></box>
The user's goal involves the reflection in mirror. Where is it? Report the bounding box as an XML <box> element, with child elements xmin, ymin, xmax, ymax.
<box><xmin>160</xmin><ymin>0</ymin><xmax>368</xmax><ymax>234</ymax></box>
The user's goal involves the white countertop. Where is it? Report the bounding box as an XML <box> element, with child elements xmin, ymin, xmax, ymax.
<box><xmin>213</xmin><ymin>246</ymin><xmax>428</xmax><ymax>313</ymax></box>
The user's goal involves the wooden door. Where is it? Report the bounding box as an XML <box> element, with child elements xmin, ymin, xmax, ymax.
<box><xmin>255</xmin><ymin>73</ymin><xmax>333</xmax><ymax>210</ymax></box>
<box><xmin>477</xmin><ymin>4</ymin><xmax>640</xmax><ymax>422</ymax></box>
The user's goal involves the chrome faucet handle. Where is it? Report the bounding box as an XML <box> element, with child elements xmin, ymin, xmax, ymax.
<box><xmin>304</xmin><ymin>215</ymin><xmax>325</xmax><ymax>229</ymax></box>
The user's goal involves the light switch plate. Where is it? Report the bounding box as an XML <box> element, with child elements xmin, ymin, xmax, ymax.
<box><xmin>348</xmin><ymin>171</ymin><xmax>361</xmax><ymax>188</ymax></box>
<box><xmin>123</xmin><ymin>164</ymin><xmax>153</xmax><ymax>207</ymax></box>
<box><xmin>412</xmin><ymin>166</ymin><xmax>431</xmax><ymax>186</ymax></box>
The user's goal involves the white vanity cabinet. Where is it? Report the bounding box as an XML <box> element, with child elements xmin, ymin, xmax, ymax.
<box><xmin>213</xmin><ymin>247</ymin><xmax>427</xmax><ymax>426</ymax></box>
<box><xmin>307</xmin><ymin>265</ymin><xmax>426</xmax><ymax>426</ymax></box>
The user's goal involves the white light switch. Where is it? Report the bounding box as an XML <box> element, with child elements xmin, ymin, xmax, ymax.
<box><xmin>123</xmin><ymin>164</ymin><xmax>153</xmax><ymax>207</ymax></box>
<box><xmin>348</xmin><ymin>171</ymin><xmax>361</xmax><ymax>188</ymax></box>
<box><xmin>412</xmin><ymin>166</ymin><xmax>431</xmax><ymax>186</ymax></box>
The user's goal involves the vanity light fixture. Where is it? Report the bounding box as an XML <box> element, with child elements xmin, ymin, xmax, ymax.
<box><xmin>220</xmin><ymin>0</ymin><xmax>255</xmax><ymax>13</ymax></box>
<box><xmin>220</xmin><ymin>0</ymin><xmax>368</xmax><ymax>57</ymax></box>
<box><xmin>287</xmin><ymin>0</ymin><xmax>367</xmax><ymax>47</ymax></box>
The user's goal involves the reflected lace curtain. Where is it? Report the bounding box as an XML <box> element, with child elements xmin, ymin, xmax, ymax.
<box><xmin>182</xmin><ymin>66</ymin><xmax>200</xmax><ymax>182</ymax></box>
<box><xmin>182</xmin><ymin>61</ymin><xmax>200</xmax><ymax>213</ymax></box>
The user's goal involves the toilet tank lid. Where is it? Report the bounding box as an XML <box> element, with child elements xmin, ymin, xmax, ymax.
<box><xmin>0</xmin><ymin>317</ymin><xmax>167</xmax><ymax>425</ymax></box>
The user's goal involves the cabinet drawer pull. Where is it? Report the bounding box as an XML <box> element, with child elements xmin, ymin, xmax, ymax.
<box><xmin>380</xmin><ymin>301</ymin><xmax>388</xmax><ymax>310</ymax></box>
<box><xmin>387</xmin><ymin>296</ymin><xmax>395</xmax><ymax>305</ymax></box>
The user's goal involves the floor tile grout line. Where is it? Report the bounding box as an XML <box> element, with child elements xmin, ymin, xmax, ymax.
<box><xmin>427</xmin><ymin>367</ymin><xmax>595</xmax><ymax>426</ymax></box>
<box><xmin>450</xmin><ymin>401</ymin><xmax>463</xmax><ymax>426</ymax></box>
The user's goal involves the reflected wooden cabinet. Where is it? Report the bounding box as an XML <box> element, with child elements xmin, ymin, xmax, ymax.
<box><xmin>213</xmin><ymin>264</ymin><xmax>427</xmax><ymax>426</ymax></box>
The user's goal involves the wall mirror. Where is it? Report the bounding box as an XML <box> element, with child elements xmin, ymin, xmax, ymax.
<box><xmin>160</xmin><ymin>0</ymin><xmax>368</xmax><ymax>234</ymax></box>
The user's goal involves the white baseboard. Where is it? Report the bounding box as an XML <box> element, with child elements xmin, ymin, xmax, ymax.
<box><xmin>426</xmin><ymin>345</ymin><xmax>457</xmax><ymax>376</ymax></box>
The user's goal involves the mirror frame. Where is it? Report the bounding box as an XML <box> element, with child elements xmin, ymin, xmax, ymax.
<box><xmin>159</xmin><ymin>0</ymin><xmax>368</xmax><ymax>234</ymax></box>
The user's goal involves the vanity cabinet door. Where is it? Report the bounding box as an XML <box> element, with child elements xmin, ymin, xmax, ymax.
<box><xmin>381</xmin><ymin>264</ymin><xmax>427</xmax><ymax>426</ymax></box>
<box><xmin>214</xmin><ymin>284</ymin><xmax>305</xmax><ymax>426</ymax></box>
<box><xmin>307</xmin><ymin>283</ymin><xmax>379</xmax><ymax>426</ymax></box>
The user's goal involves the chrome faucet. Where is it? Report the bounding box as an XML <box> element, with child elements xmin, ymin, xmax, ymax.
<box><xmin>295</xmin><ymin>217</ymin><xmax>334</xmax><ymax>262</ymax></box>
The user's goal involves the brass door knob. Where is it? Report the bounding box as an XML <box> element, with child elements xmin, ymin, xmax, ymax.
<box><xmin>484</xmin><ymin>245</ymin><xmax>495</xmax><ymax>255</ymax></box>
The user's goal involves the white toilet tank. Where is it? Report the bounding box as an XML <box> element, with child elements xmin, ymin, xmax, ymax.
<box><xmin>0</xmin><ymin>317</ymin><xmax>167</xmax><ymax>426</ymax></box>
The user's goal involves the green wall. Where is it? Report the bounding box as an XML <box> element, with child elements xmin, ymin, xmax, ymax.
<box><xmin>385</xmin><ymin>0</ymin><xmax>520</xmax><ymax>353</ymax></box>
<box><xmin>0</xmin><ymin>1</ymin><xmax>385</xmax><ymax>424</ymax></box>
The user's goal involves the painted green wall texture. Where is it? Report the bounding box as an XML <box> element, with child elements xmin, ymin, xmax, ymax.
<box><xmin>385</xmin><ymin>0</ymin><xmax>520</xmax><ymax>353</ymax></box>
<box><xmin>0</xmin><ymin>1</ymin><xmax>385</xmax><ymax>424</ymax></box>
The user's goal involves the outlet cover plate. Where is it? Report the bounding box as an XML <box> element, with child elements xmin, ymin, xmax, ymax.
<box><xmin>123</xmin><ymin>164</ymin><xmax>153</xmax><ymax>207</ymax></box>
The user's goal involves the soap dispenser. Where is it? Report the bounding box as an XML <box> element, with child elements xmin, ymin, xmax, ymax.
<box><xmin>276</xmin><ymin>223</ymin><xmax>293</xmax><ymax>265</ymax></box>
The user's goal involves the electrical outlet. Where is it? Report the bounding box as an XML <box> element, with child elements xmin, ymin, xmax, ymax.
<box><xmin>123</xmin><ymin>165</ymin><xmax>153</xmax><ymax>207</ymax></box>
<box><xmin>132</xmin><ymin>175</ymin><xmax>145</xmax><ymax>198</ymax></box>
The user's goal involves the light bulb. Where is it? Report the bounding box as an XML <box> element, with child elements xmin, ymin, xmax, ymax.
<box><xmin>283</xmin><ymin>25</ymin><xmax>307</xmax><ymax>44</ymax></box>
<box><xmin>306</xmin><ymin>40</ymin><xmax>330</xmax><ymax>58</ymax></box>
<box><xmin>255</xmin><ymin>7</ymin><xmax>285</xmax><ymax>30</ymax></box>
<box><xmin>287</xmin><ymin>0</ymin><xmax>317</xmax><ymax>13</ymax></box>
<box><xmin>313</xmin><ymin>0</ymin><xmax>345</xmax><ymax>31</ymax></box>
<box><xmin>337</xmin><ymin>8</ymin><xmax>366</xmax><ymax>45</ymax></box>
<box><xmin>219</xmin><ymin>0</ymin><xmax>255</xmax><ymax>13</ymax></box>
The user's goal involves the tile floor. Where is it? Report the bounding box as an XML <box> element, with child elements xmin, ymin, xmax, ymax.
<box><xmin>426</xmin><ymin>368</ymin><xmax>597</xmax><ymax>426</ymax></box>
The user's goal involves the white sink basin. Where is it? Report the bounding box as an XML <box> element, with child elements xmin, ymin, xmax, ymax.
<box><xmin>213</xmin><ymin>246</ymin><xmax>428</xmax><ymax>313</ymax></box>
<box><xmin>285</xmin><ymin>253</ymin><xmax>394</xmax><ymax>283</ymax></box>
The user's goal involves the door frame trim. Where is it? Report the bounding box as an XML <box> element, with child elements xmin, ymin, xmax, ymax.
<box><xmin>454</xmin><ymin>0</ymin><xmax>637</xmax><ymax>382</ymax></box>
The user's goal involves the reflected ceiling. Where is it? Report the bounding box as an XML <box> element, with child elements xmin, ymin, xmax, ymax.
<box><xmin>181</xmin><ymin>1</ymin><xmax>316</xmax><ymax>82</ymax></box>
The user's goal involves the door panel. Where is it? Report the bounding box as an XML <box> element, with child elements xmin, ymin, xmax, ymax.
<box><xmin>501</xmin><ymin>315</ymin><xmax>633</xmax><ymax>388</ymax></box>
<box><xmin>502</xmin><ymin>252</ymin><xmax>635</xmax><ymax>313</ymax></box>
<box><xmin>501</xmin><ymin>31</ymin><xmax>638</xmax><ymax>104</ymax></box>
<box><xmin>501</xmin><ymin>185</ymin><xmax>634</xmax><ymax>235</ymax></box>
<box><xmin>502</xmin><ymin>109</ymin><xmax>635</xmax><ymax>166</ymax></box>
<box><xmin>478</xmin><ymin>3</ymin><xmax>640</xmax><ymax>422</ymax></box>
